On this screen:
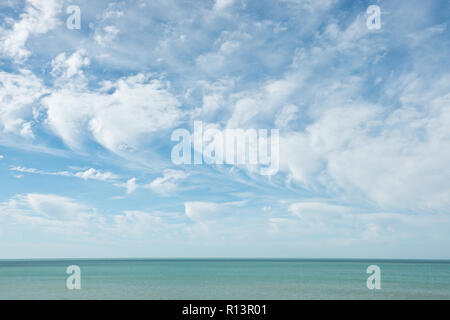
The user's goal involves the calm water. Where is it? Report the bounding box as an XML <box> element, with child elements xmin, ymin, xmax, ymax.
<box><xmin>0</xmin><ymin>259</ymin><xmax>449</xmax><ymax>299</ymax></box>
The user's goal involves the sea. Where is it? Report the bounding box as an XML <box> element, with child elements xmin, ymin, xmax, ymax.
<box><xmin>0</xmin><ymin>259</ymin><xmax>449</xmax><ymax>299</ymax></box>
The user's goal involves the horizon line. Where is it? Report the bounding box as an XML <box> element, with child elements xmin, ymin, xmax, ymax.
<box><xmin>1</xmin><ymin>257</ymin><xmax>450</xmax><ymax>262</ymax></box>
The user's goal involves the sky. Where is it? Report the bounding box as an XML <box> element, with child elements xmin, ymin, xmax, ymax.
<box><xmin>0</xmin><ymin>0</ymin><xmax>449</xmax><ymax>259</ymax></box>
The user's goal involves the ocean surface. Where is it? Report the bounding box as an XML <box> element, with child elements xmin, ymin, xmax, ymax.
<box><xmin>0</xmin><ymin>259</ymin><xmax>449</xmax><ymax>299</ymax></box>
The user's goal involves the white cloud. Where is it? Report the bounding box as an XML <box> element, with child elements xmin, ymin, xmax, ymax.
<box><xmin>0</xmin><ymin>69</ymin><xmax>46</xmax><ymax>139</ymax></box>
<box><xmin>73</xmin><ymin>168</ymin><xmax>119</xmax><ymax>181</ymax></box>
<box><xmin>0</xmin><ymin>194</ymin><xmax>174</xmax><ymax>238</ymax></box>
<box><xmin>101</xmin><ymin>3</ymin><xmax>124</xmax><ymax>20</ymax></box>
<box><xmin>0</xmin><ymin>154</ymin><xmax>3</xmax><ymax>159</ymax></box>
<box><xmin>0</xmin><ymin>193</ymin><xmax>98</xmax><ymax>234</ymax></box>
<box><xmin>191</xmin><ymin>79</ymin><xmax>235</xmax><ymax>120</ymax></box>
<box><xmin>94</xmin><ymin>25</ymin><xmax>120</xmax><ymax>47</ymax></box>
<box><xmin>146</xmin><ymin>169</ymin><xmax>189</xmax><ymax>195</ymax></box>
<box><xmin>289</xmin><ymin>202</ymin><xmax>351</xmax><ymax>217</ymax></box>
<box><xmin>280</xmin><ymin>89</ymin><xmax>450</xmax><ymax>211</ymax></box>
<box><xmin>51</xmin><ymin>49</ymin><xmax>90</xmax><ymax>80</ymax></box>
<box><xmin>42</xmin><ymin>73</ymin><xmax>183</xmax><ymax>153</ymax></box>
<box><xmin>229</xmin><ymin>12</ymin><xmax>448</xmax><ymax>212</ymax></box>
<box><xmin>274</xmin><ymin>104</ymin><xmax>299</xmax><ymax>129</ymax></box>
<box><xmin>226</xmin><ymin>77</ymin><xmax>298</xmax><ymax>129</ymax></box>
<box><xmin>124</xmin><ymin>177</ymin><xmax>138</xmax><ymax>194</ymax></box>
<box><xmin>115</xmin><ymin>170</ymin><xmax>189</xmax><ymax>195</ymax></box>
<box><xmin>114</xmin><ymin>177</ymin><xmax>139</xmax><ymax>194</ymax></box>
<box><xmin>195</xmin><ymin>32</ymin><xmax>250</xmax><ymax>76</ymax></box>
<box><xmin>0</xmin><ymin>0</ymin><xmax>62</xmax><ymax>62</ymax></box>
<box><xmin>10</xmin><ymin>166</ymin><xmax>119</xmax><ymax>182</ymax></box>
<box><xmin>91</xmin><ymin>2</ymin><xmax>124</xmax><ymax>48</ymax></box>
<box><xmin>213</xmin><ymin>0</ymin><xmax>236</xmax><ymax>11</ymax></box>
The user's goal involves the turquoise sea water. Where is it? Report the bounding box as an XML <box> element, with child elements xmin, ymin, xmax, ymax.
<box><xmin>0</xmin><ymin>259</ymin><xmax>449</xmax><ymax>299</ymax></box>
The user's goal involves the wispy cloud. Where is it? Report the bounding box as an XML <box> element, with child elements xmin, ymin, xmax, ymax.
<box><xmin>0</xmin><ymin>0</ymin><xmax>62</xmax><ymax>62</ymax></box>
<box><xmin>10</xmin><ymin>166</ymin><xmax>119</xmax><ymax>182</ymax></box>
<box><xmin>145</xmin><ymin>169</ymin><xmax>190</xmax><ymax>195</ymax></box>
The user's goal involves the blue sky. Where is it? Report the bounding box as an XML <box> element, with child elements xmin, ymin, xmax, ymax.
<box><xmin>0</xmin><ymin>0</ymin><xmax>449</xmax><ymax>259</ymax></box>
